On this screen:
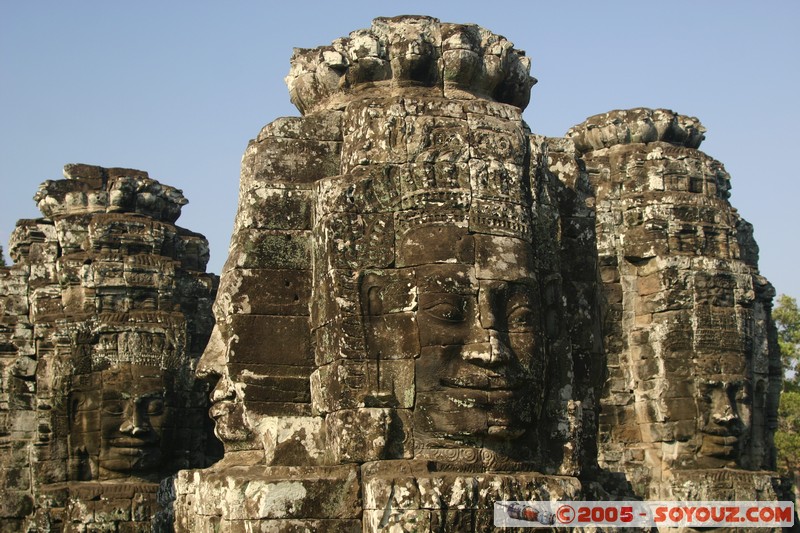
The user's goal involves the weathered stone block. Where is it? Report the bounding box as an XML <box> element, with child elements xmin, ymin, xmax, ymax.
<box><xmin>216</xmin><ymin>269</ymin><xmax>310</xmax><ymax>317</ymax></box>
<box><xmin>364</xmin><ymin>312</ymin><xmax>419</xmax><ymax>360</ymax></box>
<box><xmin>395</xmin><ymin>222</ymin><xmax>473</xmax><ymax>267</ymax></box>
<box><xmin>311</xmin><ymin>360</ymin><xmax>367</xmax><ymax>413</ymax></box>
<box><xmin>313</xmin><ymin>316</ymin><xmax>367</xmax><ymax>365</ymax></box>
<box><xmin>204</xmin><ymin>465</ymin><xmax>361</xmax><ymax>520</ymax></box>
<box><xmin>341</xmin><ymin>98</ymin><xmax>407</xmax><ymax>172</ymax></box>
<box><xmin>235</xmin><ymin>186</ymin><xmax>313</xmax><ymax>232</ymax></box>
<box><xmin>326</xmin><ymin>408</ymin><xmax>412</xmax><ymax>463</ymax></box>
<box><xmin>0</xmin><ymin>491</ymin><xmax>34</xmax><ymax>519</ymax></box>
<box><xmin>228</xmin><ymin>315</ymin><xmax>312</xmax><ymax>367</ymax></box>
<box><xmin>226</xmin><ymin>230</ymin><xmax>311</xmax><ymax>271</ymax></box>
<box><xmin>243</xmin><ymin>136</ymin><xmax>341</xmax><ymax>187</ymax></box>
<box><xmin>314</xmin><ymin>213</ymin><xmax>394</xmax><ymax>271</ymax></box>
<box><xmin>92</xmin><ymin>499</ymin><xmax>131</xmax><ymax>523</ymax></box>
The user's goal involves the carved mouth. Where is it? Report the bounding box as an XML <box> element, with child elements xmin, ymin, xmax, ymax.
<box><xmin>109</xmin><ymin>438</ymin><xmax>157</xmax><ymax>455</ymax></box>
<box><xmin>702</xmin><ymin>425</ymin><xmax>742</xmax><ymax>438</ymax></box>
<box><xmin>440</xmin><ymin>376</ymin><xmax>519</xmax><ymax>391</ymax></box>
<box><xmin>703</xmin><ymin>433</ymin><xmax>740</xmax><ymax>445</ymax></box>
<box><xmin>487</xmin><ymin>424</ymin><xmax>525</xmax><ymax>438</ymax></box>
<box><xmin>701</xmin><ymin>434</ymin><xmax>739</xmax><ymax>459</ymax></box>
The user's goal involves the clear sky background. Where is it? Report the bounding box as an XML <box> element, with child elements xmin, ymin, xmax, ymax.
<box><xmin>2</xmin><ymin>2</ymin><xmax>798</xmax><ymax>297</ymax></box>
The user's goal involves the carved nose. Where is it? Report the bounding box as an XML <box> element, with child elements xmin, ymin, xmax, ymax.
<box><xmin>709</xmin><ymin>387</ymin><xmax>739</xmax><ymax>425</ymax></box>
<box><xmin>462</xmin><ymin>332</ymin><xmax>512</xmax><ymax>368</ymax></box>
<box><xmin>197</xmin><ymin>325</ymin><xmax>226</xmax><ymax>379</ymax></box>
<box><xmin>478</xmin><ymin>281</ymin><xmax>507</xmax><ymax>331</ymax></box>
<box><xmin>120</xmin><ymin>404</ymin><xmax>149</xmax><ymax>435</ymax></box>
<box><xmin>489</xmin><ymin>332</ymin><xmax>513</xmax><ymax>363</ymax></box>
<box><xmin>712</xmin><ymin>407</ymin><xmax>739</xmax><ymax>425</ymax></box>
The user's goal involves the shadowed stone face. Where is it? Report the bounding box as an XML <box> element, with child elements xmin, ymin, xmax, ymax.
<box><xmin>0</xmin><ymin>163</ymin><xmax>217</xmax><ymax>529</ymax></box>
<box><xmin>569</xmin><ymin>110</ymin><xmax>780</xmax><ymax>499</ymax></box>
<box><xmin>697</xmin><ymin>379</ymin><xmax>748</xmax><ymax>462</ymax></box>
<box><xmin>98</xmin><ymin>366</ymin><xmax>172</xmax><ymax>473</ymax></box>
<box><xmin>691</xmin><ymin>348</ymin><xmax>751</xmax><ymax>467</ymax></box>
<box><xmin>69</xmin><ymin>365</ymin><xmax>175</xmax><ymax>479</ymax></box>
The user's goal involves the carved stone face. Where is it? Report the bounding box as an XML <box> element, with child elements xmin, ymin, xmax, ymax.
<box><xmin>99</xmin><ymin>368</ymin><xmax>170</xmax><ymax>473</ymax></box>
<box><xmin>196</xmin><ymin>325</ymin><xmax>253</xmax><ymax>446</ymax></box>
<box><xmin>661</xmin><ymin>349</ymin><xmax>751</xmax><ymax>469</ymax></box>
<box><xmin>372</xmin><ymin>225</ymin><xmax>544</xmax><ymax>449</ymax></box>
<box><xmin>697</xmin><ymin>378</ymin><xmax>749</xmax><ymax>465</ymax></box>
<box><xmin>69</xmin><ymin>364</ymin><xmax>174</xmax><ymax>479</ymax></box>
<box><xmin>414</xmin><ymin>269</ymin><xmax>539</xmax><ymax>442</ymax></box>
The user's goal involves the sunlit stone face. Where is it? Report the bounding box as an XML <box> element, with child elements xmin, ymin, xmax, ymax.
<box><xmin>661</xmin><ymin>349</ymin><xmax>752</xmax><ymax>470</ymax></box>
<box><xmin>696</xmin><ymin>377</ymin><xmax>750</xmax><ymax>466</ymax></box>
<box><xmin>69</xmin><ymin>365</ymin><xmax>174</xmax><ymax>479</ymax></box>
<box><xmin>196</xmin><ymin>325</ymin><xmax>253</xmax><ymax>447</ymax></box>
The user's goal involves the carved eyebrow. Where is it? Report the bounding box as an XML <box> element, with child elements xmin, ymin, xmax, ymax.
<box><xmin>419</xmin><ymin>293</ymin><xmax>467</xmax><ymax>308</ymax></box>
<box><xmin>136</xmin><ymin>391</ymin><xmax>165</xmax><ymax>401</ymax></box>
<box><xmin>699</xmin><ymin>380</ymin><xmax>746</xmax><ymax>388</ymax></box>
<box><xmin>507</xmin><ymin>279</ymin><xmax>538</xmax><ymax>289</ymax></box>
<box><xmin>507</xmin><ymin>301</ymin><xmax>535</xmax><ymax>314</ymax></box>
<box><xmin>417</xmin><ymin>282</ymin><xmax>475</xmax><ymax>295</ymax></box>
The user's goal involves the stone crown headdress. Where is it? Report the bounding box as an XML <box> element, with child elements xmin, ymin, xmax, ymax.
<box><xmin>285</xmin><ymin>15</ymin><xmax>536</xmax><ymax>115</ymax></box>
<box><xmin>566</xmin><ymin>108</ymin><xmax>706</xmax><ymax>153</ymax></box>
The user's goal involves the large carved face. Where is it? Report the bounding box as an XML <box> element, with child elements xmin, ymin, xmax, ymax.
<box><xmin>366</xmin><ymin>224</ymin><xmax>545</xmax><ymax>450</ymax></box>
<box><xmin>195</xmin><ymin>325</ymin><xmax>253</xmax><ymax>447</ymax></box>
<box><xmin>69</xmin><ymin>364</ymin><xmax>174</xmax><ymax>479</ymax></box>
<box><xmin>659</xmin><ymin>349</ymin><xmax>751</xmax><ymax>469</ymax></box>
<box><xmin>696</xmin><ymin>373</ymin><xmax>750</xmax><ymax>466</ymax></box>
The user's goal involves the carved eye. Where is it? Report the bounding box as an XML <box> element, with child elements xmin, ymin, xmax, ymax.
<box><xmin>102</xmin><ymin>400</ymin><xmax>125</xmax><ymax>416</ymax></box>
<box><xmin>427</xmin><ymin>302</ymin><xmax>464</xmax><ymax>322</ymax></box>
<box><xmin>423</xmin><ymin>297</ymin><xmax>466</xmax><ymax>323</ymax></box>
<box><xmin>146</xmin><ymin>399</ymin><xmax>165</xmax><ymax>416</ymax></box>
<box><xmin>71</xmin><ymin>394</ymin><xmax>97</xmax><ymax>412</ymax></box>
<box><xmin>507</xmin><ymin>305</ymin><xmax>535</xmax><ymax>330</ymax></box>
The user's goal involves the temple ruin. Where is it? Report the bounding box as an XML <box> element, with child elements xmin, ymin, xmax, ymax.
<box><xmin>0</xmin><ymin>15</ymin><xmax>786</xmax><ymax>532</ymax></box>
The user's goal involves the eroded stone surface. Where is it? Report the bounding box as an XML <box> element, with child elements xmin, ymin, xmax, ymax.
<box><xmin>1</xmin><ymin>15</ymin><xmax>785</xmax><ymax>533</ymax></box>
<box><xmin>0</xmin><ymin>164</ymin><xmax>218</xmax><ymax>531</ymax></box>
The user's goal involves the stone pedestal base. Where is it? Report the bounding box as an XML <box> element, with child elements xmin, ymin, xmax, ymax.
<box><xmin>171</xmin><ymin>464</ymin><xmax>361</xmax><ymax>532</ymax></box>
<box><xmin>170</xmin><ymin>461</ymin><xmax>581</xmax><ymax>532</ymax></box>
<box><xmin>362</xmin><ymin>460</ymin><xmax>581</xmax><ymax>532</ymax></box>
<box><xmin>664</xmin><ymin>469</ymin><xmax>783</xmax><ymax>500</ymax></box>
<box><xmin>34</xmin><ymin>481</ymin><xmax>159</xmax><ymax>532</ymax></box>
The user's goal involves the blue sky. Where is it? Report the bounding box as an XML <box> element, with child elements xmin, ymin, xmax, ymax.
<box><xmin>2</xmin><ymin>2</ymin><xmax>798</xmax><ymax>298</ymax></box>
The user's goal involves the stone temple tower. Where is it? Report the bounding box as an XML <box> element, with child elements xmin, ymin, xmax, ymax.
<box><xmin>173</xmin><ymin>15</ymin><xmax>599</xmax><ymax>532</ymax></box>
<box><xmin>170</xmin><ymin>15</ymin><xmax>782</xmax><ymax>532</ymax></box>
<box><xmin>0</xmin><ymin>164</ymin><xmax>217</xmax><ymax>532</ymax></box>
<box><xmin>567</xmin><ymin>110</ymin><xmax>782</xmax><ymax>500</ymax></box>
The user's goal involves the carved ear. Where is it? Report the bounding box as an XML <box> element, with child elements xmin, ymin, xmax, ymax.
<box><xmin>360</xmin><ymin>272</ymin><xmax>384</xmax><ymax>316</ymax></box>
<box><xmin>68</xmin><ymin>394</ymin><xmax>80</xmax><ymax>424</ymax></box>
